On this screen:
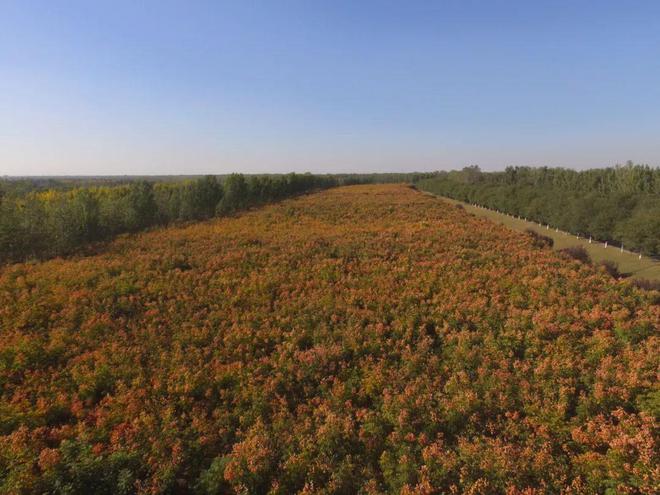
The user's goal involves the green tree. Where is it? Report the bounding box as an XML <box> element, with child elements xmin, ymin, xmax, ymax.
<box><xmin>217</xmin><ymin>174</ymin><xmax>248</xmax><ymax>214</ymax></box>
<box><xmin>125</xmin><ymin>181</ymin><xmax>157</xmax><ymax>231</ymax></box>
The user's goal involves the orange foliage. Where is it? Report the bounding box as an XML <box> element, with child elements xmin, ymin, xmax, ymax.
<box><xmin>0</xmin><ymin>185</ymin><xmax>657</xmax><ymax>493</ymax></box>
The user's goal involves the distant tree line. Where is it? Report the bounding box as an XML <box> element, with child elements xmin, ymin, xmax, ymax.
<box><xmin>0</xmin><ymin>172</ymin><xmax>436</xmax><ymax>199</ymax></box>
<box><xmin>0</xmin><ymin>173</ymin><xmax>340</xmax><ymax>264</ymax></box>
<box><xmin>415</xmin><ymin>162</ymin><xmax>660</xmax><ymax>256</ymax></box>
<box><xmin>329</xmin><ymin>172</ymin><xmax>437</xmax><ymax>185</ymax></box>
<box><xmin>0</xmin><ymin>172</ymin><xmax>437</xmax><ymax>264</ymax></box>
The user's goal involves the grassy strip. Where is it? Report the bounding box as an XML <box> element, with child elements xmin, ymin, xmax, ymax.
<box><xmin>424</xmin><ymin>192</ymin><xmax>660</xmax><ymax>282</ymax></box>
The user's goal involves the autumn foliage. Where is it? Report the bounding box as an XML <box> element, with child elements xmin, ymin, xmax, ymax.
<box><xmin>0</xmin><ymin>185</ymin><xmax>658</xmax><ymax>494</ymax></box>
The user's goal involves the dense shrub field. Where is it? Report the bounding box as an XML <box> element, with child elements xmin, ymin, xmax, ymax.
<box><xmin>0</xmin><ymin>185</ymin><xmax>657</xmax><ymax>493</ymax></box>
<box><xmin>415</xmin><ymin>164</ymin><xmax>660</xmax><ymax>256</ymax></box>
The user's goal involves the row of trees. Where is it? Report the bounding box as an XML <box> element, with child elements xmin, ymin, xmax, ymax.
<box><xmin>415</xmin><ymin>163</ymin><xmax>660</xmax><ymax>256</ymax></box>
<box><xmin>0</xmin><ymin>173</ymin><xmax>338</xmax><ymax>264</ymax></box>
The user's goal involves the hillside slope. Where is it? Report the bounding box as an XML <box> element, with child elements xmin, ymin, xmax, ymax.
<box><xmin>0</xmin><ymin>184</ymin><xmax>657</xmax><ymax>494</ymax></box>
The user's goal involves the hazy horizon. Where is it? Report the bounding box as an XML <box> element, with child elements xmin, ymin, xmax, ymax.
<box><xmin>2</xmin><ymin>160</ymin><xmax>657</xmax><ymax>179</ymax></box>
<box><xmin>2</xmin><ymin>1</ymin><xmax>660</xmax><ymax>176</ymax></box>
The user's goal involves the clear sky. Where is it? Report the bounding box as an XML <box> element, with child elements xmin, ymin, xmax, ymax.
<box><xmin>2</xmin><ymin>1</ymin><xmax>660</xmax><ymax>175</ymax></box>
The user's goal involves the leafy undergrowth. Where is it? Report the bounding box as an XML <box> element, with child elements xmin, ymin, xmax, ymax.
<box><xmin>0</xmin><ymin>185</ymin><xmax>657</xmax><ymax>494</ymax></box>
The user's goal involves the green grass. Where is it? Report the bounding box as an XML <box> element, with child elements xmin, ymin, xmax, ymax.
<box><xmin>424</xmin><ymin>192</ymin><xmax>660</xmax><ymax>282</ymax></box>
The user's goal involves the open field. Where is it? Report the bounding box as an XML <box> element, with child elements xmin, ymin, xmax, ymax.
<box><xmin>426</xmin><ymin>192</ymin><xmax>660</xmax><ymax>282</ymax></box>
<box><xmin>0</xmin><ymin>185</ymin><xmax>657</xmax><ymax>494</ymax></box>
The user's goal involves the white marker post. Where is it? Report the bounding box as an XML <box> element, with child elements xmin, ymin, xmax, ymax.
<box><xmin>604</xmin><ymin>241</ymin><xmax>607</xmax><ymax>248</ymax></box>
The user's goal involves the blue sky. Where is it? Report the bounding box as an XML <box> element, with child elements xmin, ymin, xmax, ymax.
<box><xmin>1</xmin><ymin>1</ymin><xmax>660</xmax><ymax>175</ymax></box>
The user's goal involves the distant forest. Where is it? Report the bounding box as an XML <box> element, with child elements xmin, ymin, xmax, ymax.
<box><xmin>415</xmin><ymin>163</ymin><xmax>660</xmax><ymax>257</ymax></box>
<box><xmin>0</xmin><ymin>172</ymin><xmax>432</xmax><ymax>264</ymax></box>
<box><xmin>3</xmin><ymin>165</ymin><xmax>658</xmax><ymax>264</ymax></box>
